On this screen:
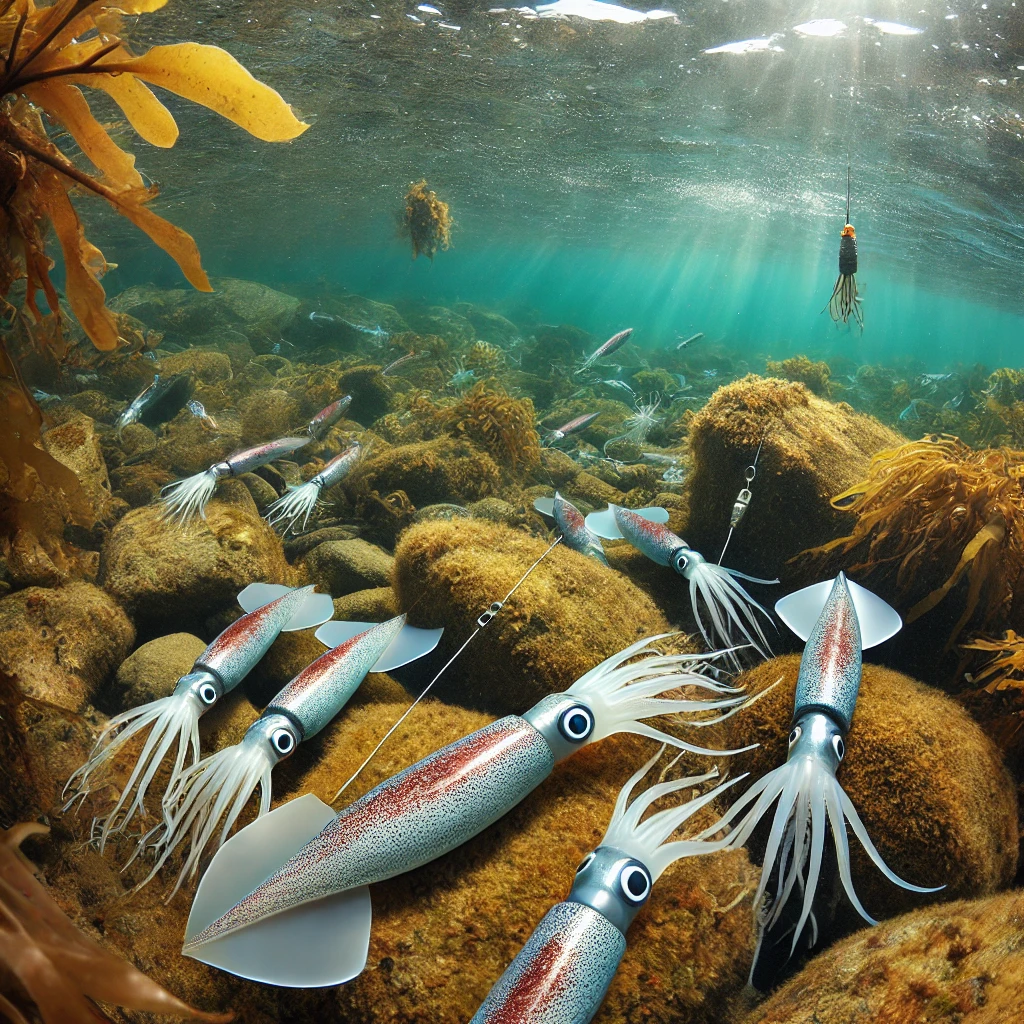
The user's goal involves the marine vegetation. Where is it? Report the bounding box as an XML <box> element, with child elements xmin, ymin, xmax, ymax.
<box><xmin>961</xmin><ymin>631</ymin><xmax>1024</xmax><ymax>753</ymax></box>
<box><xmin>765</xmin><ymin>355</ymin><xmax>832</xmax><ymax>397</ymax></box>
<box><xmin>0</xmin><ymin>821</ymin><xmax>232</xmax><ymax>1024</ymax></box>
<box><xmin>796</xmin><ymin>436</ymin><xmax>1024</xmax><ymax>651</ymax></box>
<box><xmin>402</xmin><ymin>179</ymin><xmax>452</xmax><ymax>260</ymax></box>
<box><xmin>0</xmin><ymin>0</ymin><xmax>308</xmax><ymax>355</ymax></box>
<box><xmin>444</xmin><ymin>381</ymin><xmax>541</xmax><ymax>473</ymax></box>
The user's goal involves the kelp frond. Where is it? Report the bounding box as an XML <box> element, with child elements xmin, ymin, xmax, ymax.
<box><xmin>795</xmin><ymin>435</ymin><xmax>1024</xmax><ymax>649</ymax></box>
<box><xmin>402</xmin><ymin>179</ymin><xmax>452</xmax><ymax>260</ymax></box>
<box><xmin>963</xmin><ymin>631</ymin><xmax>1024</xmax><ymax>694</ymax></box>
<box><xmin>445</xmin><ymin>381</ymin><xmax>541</xmax><ymax>472</ymax></box>
<box><xmin>0</xmin><ymin>0</ymin><xmax>309</xmax><ymax>354</ymax></box>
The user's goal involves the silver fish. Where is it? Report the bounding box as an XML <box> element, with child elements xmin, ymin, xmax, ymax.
<box><xmin>309</xmin><ymin>311</ymin><xmax>337</xmax><ymax>323</ymax></box>
<box><xmin>676</xmin><ymin>332</ymin><xmax>704</xmax><ymax>350</ymax></box>
<box><xmin>898</xmin><ymin>400</ymin><xmax>921</xmax><ymax>422</ymax></box>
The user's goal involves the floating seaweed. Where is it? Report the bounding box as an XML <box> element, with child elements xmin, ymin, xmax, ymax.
<box><xmin>796</xmin><ymin>435</ymin><xmax>1024</xmax><ymax>651</ymax></box>
<box><xmin>0</xmin><ymin>0</ymin><xmax>308</xmax><ymax>356</ymax></box>
<box><xmin>402</xmin><ymin>179</ymin><xmax>452</xmax><ymax>260</ymax></box>
<box><xmin>0</xmin><ymin>821</ymin><xmax>232</xmax><ymax>1024</ymax></box>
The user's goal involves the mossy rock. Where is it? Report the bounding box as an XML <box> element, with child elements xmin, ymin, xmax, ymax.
<box><xmin>392</xmin><ymin>519</ymin><xmax>686</xmax><ymax>713</ymax></box>
<box><xmin>112</xmin><ymin>632</ymin><xmax>206</xmax><ymax>710</ymax></box>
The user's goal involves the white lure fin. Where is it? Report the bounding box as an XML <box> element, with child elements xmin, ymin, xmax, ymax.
<box><xmin>184</xmin><ymin>793</ymin><xmax>371</xmax><ymax>987</ymax></box>
<box><xmin>315</xmin><ymin>620</ymin><xmax>444</xmax><ymax>672</ymax></box>
<box><xmin>236</xmin><ymin>583</ymin><xmax>334</xmax><ymax>631</ymax></box>
<box><xmin>585</xmin><ymin>504</ymin><xmax>670</xmax><ymax>540</ymax></box>
<box><xmin>585</xmin><ymin>505</ymin><xmax>624</xmax><ymax>540</ymax></box>
<box><xmin>775</xmin><ymin>576</ymin><xmax>902</xmax><ymax>649</ymax></box>
<box><xmin>533</xmin><ymin>496</ymin><xmax>555</xmax><ymax>518</ymax></box>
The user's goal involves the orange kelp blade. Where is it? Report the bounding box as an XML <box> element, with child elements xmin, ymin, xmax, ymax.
<box><xmin>184</xmin><ymin>794</ymin><xmax>371</xmax><ymax>988</ymax></box>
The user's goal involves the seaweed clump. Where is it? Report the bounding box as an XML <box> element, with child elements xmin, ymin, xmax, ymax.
<box><xmin>444</xmin><ymin>381</ymin><xmax>540</xmax><ymax>473</ymax></box>
<box><xmin>0</xmin><ymin>822</ymin><xmax>231</xmax><ymax>1024</ymax></box>
<box><xmin>764</xmin><ymin>355</ymin><xmax>832</xmax><ymax>397</ymax></box>
<box><xmin>402</xmin><ymin>179</ymin><xmax>452</xmax><ymax>260</ymax></box>
<box><xmin>797</xmin><ymin>436</ymin><xmax>1024</xmax><ymax>651</ymax></box>
<box><xmin>0</xmin><ymin>0</ymin><xmax>308</xmax><ymax>355</ymax></box>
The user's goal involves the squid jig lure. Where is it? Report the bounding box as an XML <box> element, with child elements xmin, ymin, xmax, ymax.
<box><xmin>575</xmin><ymin>328</ymin><xmax>633</xmax><ymax>376</ymax></box>
<box><xmin>541</xmin><ymin>411</ymin><xmax>601</xmax><ymax>447</ymax></box>
<box><xmin>63</xmin><ymin>583</ymin><xmax>334</xmax><ymax>850</ymax></box>
<box><xmin>586</xmin><ymin>504</ymin><xmax>777</xmax><ymax>659</ymax></box>
<box><xmin>699</xmin><ymin>573</ymin><xmax>941</xmax><ymax>983</ymax></box>
<box><xmin>471</xmin><ymin>747</ymin><xmax>744</xmax><ymax>1023</ymax></box>
<box><xmin>264</xmin><ymin>442</ymin><xmax>362</xmax><ymax>535</ymax></box>
<box><xmin>180</xmin><ymin>634</ymin><xmax>759</xmax><ymax>986</ymax></box>
<box><xmin>824</xmin><ymin>160</ymin><xmax>864</xmax><ymax>331</ymax></box>
<box><xmin>533</xmin><ymin>491</ymin><xmax>624</xmax><ymax>566</ymax></box>
<box><xmin>138</xmin><ymin>613</ymin><xmax>443</xmax><ymax>897</ymax></box>
<box><xmin>159</xmin><ymin>437</ymin><xmax>311</xmax><ymax>525</ymax></box>
<box><xmin>307</xmin><ymin>394</ymin><xmax>352</xmax><ymax>439</ymax></box>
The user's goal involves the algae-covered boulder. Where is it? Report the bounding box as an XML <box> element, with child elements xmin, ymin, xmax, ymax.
<box><xmin>0</xmin><ymin>582</ymin><xmax>134</xmax><ymax>712</ymax></box>
<box><xmin>684</xmin><ymin>376</ymin><xmax>905</xmax><ymax>581</ymax></box>
<box><xmin>159</xmin><ymin>348</ymin><xmax>233</xmax><ymax>384</ymax></box>
<box><xmin>716</xmin><ymin>656</ymin><xmax>1018</xmax><ymax>928</ymax></box>
<box><xmin>354</xmin><ymin>437</ymin><xmax>501</xmax><ymax>508</ymax></box>
<box><xmin>295</xmin><ymin>699</ymin><xmax>759</xmax><ymax>1024</ymax></box>
<box><xmin>333</xmin><ymin>586</ymin><xmax>398</xmax><ymax>621</ymax></box>
<box><xmin>112</xmin><ymin>632</ymin><xmax>207</xmax><ymax>709</ymax></box>
<box><xmin>100</xmin><ymin>501</ymin><xmax>293</xmax><ymax>631</ymax></box>
<box><xmin>303</xmin><ymin>538</ymin><xmax>394</xmax><ymax>596</ymax></box>
<box><xmin>741</xmin><ymin>889</ymin><xmax>1024</xmax><ymax>1024</ymax></box>
<box><xmin>392</xmin><ymin>519</ymin><xmax>682</xmax><ymax>713</ymax></box>
<box><xmin>239</xmin><ymin>388</ymin><xmax>301</xmax><ymax>446</ymax></box>
<box><xmin>42</xmin><ymin>411</ymin><xmax>122</xmax><ymax>526</ymax></box>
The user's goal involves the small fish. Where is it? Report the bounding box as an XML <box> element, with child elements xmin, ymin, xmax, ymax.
<box><xmin>382</xmin><ymin>352</ymin><xmax>419</xmax><ymax>376</ymax></box>
<box><xmin>576</xmin><ymin>328</ymin><xmax>634</xmax><ymax>375</ymax></box>
<box><xmin>340</xmin><ymin>319</ymin><xmax>390</xmax><ymax>342</ymax></box>
<box><xmin>543</xmin><ymin>411</ymin><xmax>600</xmax><ymax>445</ymax></box>
<box><xmin>702</xmin><ymin>369</ymin><xmax>719</xmax><ymax>380</ymax></box>
<box><xmin>602</xmin><ymin>379</ymin><xmax>636</xmax><ymax>397</ymax></box>
<box><xmin>898</xmin><ymin>399</ymin><xmax>922</xmax><ymax>422</ymax></box>
<box><xmin>309</xmin><ymin>311</ymin><xmax>337</xmax><ymax>324</ymax></box>
<box><xmin>187</xmin><ymin>400</ymin><xmax>218</xmax><ymax>430</ymax></box>
<box><xmin>676</xmin><ymin>332</ymin><xmax>704</xmax><ymax>350</ymax></box>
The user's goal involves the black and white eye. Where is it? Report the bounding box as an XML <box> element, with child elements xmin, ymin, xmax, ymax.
<box><xmin>619</xmin><ymin>863</ymin><xmax>652</xmax><ymax>905</ymax></box>
<box><xmin>672</xmin><ymin>551</ymin><xmax>690</xmax><ymax>573</ymax></box>
<box><xmin>788</xmin><ymin>725</ymin><xmax>802</xmax><ymax>747</ymax></box>
<box><xmin>558</xmin><ymin>703</ymin><xmax>594</xmax><ymax>743</ymax></box>
<box><xmin>832</xmin><ymin>735</ymin><xmax>845</xmax><ymax>762</ymax></box>
<box><xmin>271</xmin><ymin>728</ymin><xmax>296</xmax><ymax>756</ymax></box>
<box><xmin>198</xmin><ymin>682</ymin><xmax>218</xmax><ymax>705</ymax></box>
<box><xmin>575</xmin><ymin>851</ymin><xmax>596</xmax><ymax>875</ymax></box>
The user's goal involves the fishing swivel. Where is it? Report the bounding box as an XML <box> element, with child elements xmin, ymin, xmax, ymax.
<box><xmin>477</xmin><ymin>601</ymin><xmax>504</xmax><ymax>627</ymax></box>
<box><xmin>719</xmin><ymin>436</ymin><xmax>765</xmax><ymax>564</ymax></box>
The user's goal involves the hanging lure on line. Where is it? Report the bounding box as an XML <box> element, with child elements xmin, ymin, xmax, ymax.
<box><xmin>718</xmin><ymin>435</ymin><xmax>765</xmax><ymax>565</ymax></box>
<box><xmin>585</xmin><ymin>504</ymin><xmax>778</xmax><ymax>660</ymax></box>
<box><xmin>824</xmin><ymin>159</ymin><xmax>864</xmax><ymax>331</ymax></box>
<box><xmin>696</xmin><ymin>573</ymin><xmax>941</xmax><ymax>986</ymax></box>
<box><xmin>63</xmin><ymin>584</ymin><xmax>334</xmax><ymax>849</ymax></box>
<box><xmin>180</xmin><ymin>634</ymin><xmax>760</xmax><ymax>987</ymax></box>
<box><xmin>470</xmin><ymin>747</ymin><xmax>744</xmax><ymax>1023</ymax></box>
<box><xmin>136</xmin><ymin>613</ymin><xmax>443</xmax><ymax>898</ymax></box>
<box><xmin>264</xmin><ymin>442</ymin><xmax>363</xmax><ymax>535</ymax></box>
<box><xmin>159</xmin><ymin>437</ymin><xmax>311</xmax><ymax>525</ymax></box>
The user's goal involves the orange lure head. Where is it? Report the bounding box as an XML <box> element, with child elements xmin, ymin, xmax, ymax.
<box><xmin>841</xmin><ymin>223</ymin><xmax>856</xmax><ymax>239</ymax></box>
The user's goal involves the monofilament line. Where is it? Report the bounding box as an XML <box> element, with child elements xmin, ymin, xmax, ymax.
<box><xmin>333</xmin><ymin>536</ymin><xmax>563</xmax><ymax>801</ymax></box>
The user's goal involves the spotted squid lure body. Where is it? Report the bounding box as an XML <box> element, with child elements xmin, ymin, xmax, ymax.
<box><xmin>182</xmin><ymin>634</ymin><xmax>757</xmax><ymax>986</ymax></box>
<box><xmin>532</xmin><ymin>491</ymin><xmax>617</xmax><ymax>565</ymax></box>
<box><xmin>699</xmin><ymin>573</ymin><xmax>941</xmax><ymax>985</ymax></box>
<box><xmin>586</xmin><ymin>503</ymin><xmax>778</xmax><ymax>658</ymax></box>
<box><xmin>471</xmin><ymin>749</ymin><xmax>744</xmax><ymax>1023</ymax></box>
<box><xmin>307</xmin><ymin>394</ymin><xmax>352</xmax><ymax>439</ymax></box>
<box><xmin>139</xmin><ymin>613</ymin><xmax>442</xmax><ymax>896</ymax></box>
<box><xmin>159</xmin><ymin>437</ymin><xmax>310</xmax><ymax>525</ymax></box>
<box><xmin>265</xmin><ymin>442</ymin><xmax>362</xmax><ymax>535</ymax></box>
<box><xmin>63</xmin><ymin>584</ymin><xmax>333</xmax><ymax>850</ymax></box>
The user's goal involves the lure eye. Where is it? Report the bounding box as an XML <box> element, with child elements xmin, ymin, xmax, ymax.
<box><xmin>575</xmin><ymin>851</ymin><xmax>596</xmax><ymax>875</ymax></box>
<box><xmin>558</xmin><ymin>703</ymin><xmax>595</xmax><ymax>743</ymax></box>
<box><xmin>271</xmin><ymin>728</ymin><xmax>296</xmax><ymax>757</ymax></box>
<box><xmin>788</xmin><ymin>725</ymin><xmax>802</xmax><ymax>747</ymax></box>
<box><xmin>198</xmin><ymin>682</ymin><xmax>218</xmax><ymax>705</ymax></box>
<box><xmin>832</xmin><ymin>735</ymin><xmax>845</xmax><ymax>762</ymax></box>
<box><xmin>619</xmin><ymin>863</ymin><xmax>652</xmax><ymax>905</ymax></box>
<box><xmin>672</xmin><ymin>550</ymin><xmax>690</xmax><ymax>574</ymax></box>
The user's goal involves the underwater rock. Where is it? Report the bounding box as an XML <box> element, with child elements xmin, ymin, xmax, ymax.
<box><xmin>337</xmin><ymin>365</ymin><xmax>392</xmax><ymax>424</ymax></box>
<box><xmin>100</xmin><ymin>501</ymin><xmax>293</xmax><ymax>632</ymax></box>
<box><xmin>64</xmin><ymin>388</ymin><xmax>119</xmax><ymax>424</ymax></box>
<box><xmin>302</xmin><ymin>538</ymin><xmax>394</xmax><ymax>596</ymax></box>
<box><xmin>153</xmin><ymin>417</ymin><xmax>240</xmax><ymax>478</ymax></box>
<box><xmin>565</xmin><ymin>469</ymin><xmax>626</xmax><ymax>508</ymax></box>
<box><xmin>239</xmin><ymin>388</ymin><xmax>301</xmax><ymax>446</ymax></box>
<box><xmin>113</xmin><ymin>632</ymin><xmax>207</xmax><ymax>709</ymax></box>
<box><xmin>716</xmin><ymin>656</ymin><xmax>1018</xmax><ymax>929</ymax></box>
<box><xmin>683</xmin><ymin>376</ymin><xmax>905</xmax><ymax>581</ymax></box>
<box><xmin>119</xmin><ymin>422</ymin><xmax>159</xmax><ymax>460</ymax></box>
<box><xmin>392</xmin><ymin>519</ymin><xmax>680</xmax><ymax>713</ymax></box>
<box><xmin>763</xmin><ymin>355</ymin><xmax>832</xmax><ymax>397</ymax></box>
<box><xmin>456</xmin><ymin>305</ymin><xmax>522</xmax><ymax>347</ymax></box>
<box><xmin>468</xmin><ymin>496</ymin><xmax>521</xmax><ymax>526</ymax></box>
<box><xmin>333</xmin><ymin>585</ymin><xmax>398</xmax><ymax>621</ymax></box>
<box><xmin>42</xmin><ymin>411</ymin><xmax>122</xmax><ymax>528</ymax></box>
<box><xmin>160</xmin><ymin>348</ymin><xmax>233</xmax><ymax>385</ymax></box>
<box><xmin>409</xmin><ymin>502</ymin><xmax>472</xmax><ymax>524</ymax></box>
<box><xmin>537</xmin><ymin>446</ymin><xmax>581</xmax><ymax>487</ymax></box>
<box><xmin>354</xmin><ymin>437</ymin><xmax>501</xmax><ymax>507</ymax></box>
<box><xmin>405</xmin><ymin>305</ymin><xmax>475</xmax><ymax>346</ymax></box>
<box><xmin>238</xmin><ymin>471</ymin><xmax>279</xmax><ymax>513</ymax></box>
<box><xmin>740</xmin><ymin>888</ymin><xmax>1024</xmax><ymax>1024</ymax></box>
<box><xmin>310</xmin><ymin>699</ymin><xmax>758</xmax><ymax>1024</ymax></box>
<box><xmin>0</xmin><ymin>582</ymin><xmax>134</xmax><ymax>712</ymax></box>
<box><xmin>109</xmin><ymin>462</ymin><xmax>177</xmax><ymax>509</ymax></box>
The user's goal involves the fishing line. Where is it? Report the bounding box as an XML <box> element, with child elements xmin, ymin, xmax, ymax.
<box><xmin>718</xmin><ymin>434</ymin><xmax>765</xmax><ymax>566</ymax></box>
<box><xmin>333</xmin><ymin>535</ymin><xmax>563</xmax><ymax>801</ymax></box>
